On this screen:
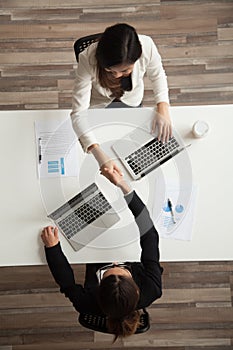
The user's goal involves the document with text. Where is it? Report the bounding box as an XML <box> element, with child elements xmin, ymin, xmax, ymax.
<box><xmin>35</xmin><ymin>118</ymin><xmax>79</xmax><ymax>178</ymax></box>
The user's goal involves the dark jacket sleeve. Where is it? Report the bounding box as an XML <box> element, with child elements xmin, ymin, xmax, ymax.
<box><xmin>45</xmin><ymin>242</ymin><xmax>76</xmax><ymax>288</ymax></box>
<box><xmin>45</xmin><ymin>243</ymin><xmax>100</xmax><ymax>314</ymax></box>
<box><xmin>125</xmin><ymin>190</ymin><xmax>163</xmax><ymax>304</ymax></box>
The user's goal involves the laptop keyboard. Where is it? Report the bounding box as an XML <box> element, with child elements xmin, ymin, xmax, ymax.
<box><xmin>125</xmin><ymin>136</ymin><xmax>180</xmax><ymax>175</ymax></box>
<box><xmin>58</xmin><ymin>192</ymin><xmax>112</xmax><ymax>239</ymax></box>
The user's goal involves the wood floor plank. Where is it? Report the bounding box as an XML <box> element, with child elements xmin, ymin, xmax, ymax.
<box><xmin>158</xmin><ymin>287</ymin><xmax>231</xmax><ymax>304</ymax></box>
<box><xmin>0</xmin><ymin>292</ymin><xmax>70</xmax><ymax>309</ymax></box>
<box><xmin>0</xmin><ymin>91</ymin><xmax>59</xmax><ymax>105</ymax></box>
<box><xmin>0</xmin><ymin>0</ymin><xmax>149</xmax><ymax>8</ymax></box>
<box><xmin>0</xmin><ymin>310</ymin><xmax>78</xmax><ymax>330</ymax></box>
<box><xmin>160</xmin><ymin>44</ymin><xmax>233</xmax><ymax>59</ymax></box>
<box><xmin>218</xmin><ymin>28</ymin><xmax>233</xmax><ymax>41</ymax></box>
<box><xmin>123</xmin><ymin>337</ymin><xmax>231</xmax><ymax>348</ymax></box>
<box><xmin>149</xmin><ymin>306</ymin><xmax>233</xmax><ymax>324</ymax></box>
<box><xmin>160</xmin><ymin>3</ymin><xmax>233</xmax><ymax>20</ymax></box>
<box><xmin>0</xmin><ymin>52</ymin><xmax>73</xmax><ymax>65</ymax></box>
<box><xmin>168</xmin><ymin>72</ymin><xmax>233</xmax><ymax>88</ymax></box>
<box><xmin>126</xmin><ymin>328</ymin><xmax>233</xmax><ymax>341</ymax></box>
<box><xmin>163</xmin><ymin>261</ymin><xmax>233</xmax><ymax>273</ymax></box>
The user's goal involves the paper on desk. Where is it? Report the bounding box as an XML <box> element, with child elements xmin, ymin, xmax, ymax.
<box><xmin>152</xmin><ymin>183</ymin><xmax>197</xmax><ymax>241</ymax></box>
<box><xmin>35</xmin><ymin>119</ymin><xmax>79</xmax><ymax>178</ymax></box>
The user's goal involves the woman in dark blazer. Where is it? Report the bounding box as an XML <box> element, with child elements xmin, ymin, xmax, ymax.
<box><xmin>41</xmin><ymin>168</ymin><xmax>163</xmax><ymax>340</ymax></box>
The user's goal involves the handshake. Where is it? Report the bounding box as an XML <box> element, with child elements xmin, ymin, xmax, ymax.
<box><xmin>100</xmin><ymin>166</ymin><xmax>131</xmax><ymax>195</ymax></box>
<box><xmin>89</xmin><ymin>145</ymin><xmax>131</xmax><ymax>195</ymax></box>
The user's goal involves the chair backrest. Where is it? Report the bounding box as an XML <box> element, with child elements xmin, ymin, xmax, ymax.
<box><xmin>73</xmin><ymin>33</ymin><xmax>102</xmax><ymax>62</ymax></box>
<box><xmin>78</xmin><ymin>308</ymin><xmax>150</xmax><ymax>334</ymax></box>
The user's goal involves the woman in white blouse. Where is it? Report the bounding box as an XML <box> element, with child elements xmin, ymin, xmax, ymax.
<box><xmin>71</xmin><ymin>23</ymin><xmax>172</xmax><ymax>177</ymax></box>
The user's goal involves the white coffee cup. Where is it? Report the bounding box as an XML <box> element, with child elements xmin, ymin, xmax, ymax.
<box><xmin>192</xmin><ymin>120</ymin><xmax>209</xmax><ymax>138</ymax></box>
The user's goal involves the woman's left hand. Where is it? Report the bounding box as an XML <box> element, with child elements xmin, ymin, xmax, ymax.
<box><xmin>41</xmin><ymin>226</ymin><xmax>59</xmax><ymax>248</ymax></box>
<box><xmin>151</xmin><ymin>102</ymin><xmax>172</xmax><ymax>143</ymax></box>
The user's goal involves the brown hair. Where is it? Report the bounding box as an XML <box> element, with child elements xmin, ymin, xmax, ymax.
<box><xmin>95</xmin><ymin>23</ymin><xmax>142</xmax><ymax>99</ymax></box>
<box><xmin>98</xmin><ymin>274</ymin><xmax>141</xmax><ymax>341</ymax></box>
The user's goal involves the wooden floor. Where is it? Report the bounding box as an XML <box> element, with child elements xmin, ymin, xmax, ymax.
<box><xmin>0</xmin><ymin>0</ymin><xmax>233</xmax><ymax>109</ymax></box>
<box><xmin>0</xmin><ymin>261</ymin><xmax>233</xmax><ymax>349</ymax></box>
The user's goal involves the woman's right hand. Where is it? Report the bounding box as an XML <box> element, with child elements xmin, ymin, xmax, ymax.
<box><xmin>101</xmin><ymin>168</ymin><xmax>131</xmax><ymax>194</ymax></box>
<box><xmin>89</xmin><ymin>144</ymin><xmax>123</xmax><ymax>177</ymax></box>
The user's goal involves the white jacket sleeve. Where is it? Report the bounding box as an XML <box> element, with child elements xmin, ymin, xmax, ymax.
<box><xmin>144</xmin><ymin>36</ymin><xmax>169</xmax><ymax>105</ymax></box>
<box><xmin>70</xmin><ymin>50</ymin><xmax>98</xmax><ymax>152</ymax></box>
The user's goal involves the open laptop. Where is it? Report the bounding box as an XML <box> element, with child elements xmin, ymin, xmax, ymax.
<box><xmin>112</xmin><ymin>123</ymin><xmax>190</xmax><ymax>180</ymax></box>
<box><xmin>48</xmin><ymin>183</ymin><xmax>120</xmax><ymax>251</ymax></box>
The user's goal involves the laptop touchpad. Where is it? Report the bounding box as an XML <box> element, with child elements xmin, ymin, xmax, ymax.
<box><xmin>128</xmin><ymin>126</ymin><xmax>152</xmax><ymax>145</ymax></box>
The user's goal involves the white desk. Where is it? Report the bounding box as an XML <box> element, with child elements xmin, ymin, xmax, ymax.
<box><xmin>0</xmin><ymin>105</ymin><xmax>233</xmax><ymax>266</ymax></box>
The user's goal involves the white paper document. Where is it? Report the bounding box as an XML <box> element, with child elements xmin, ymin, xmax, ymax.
<box><xmin>35</xmin><ymin>119</ymin><xmax>79</xmax><ymax>178</ymax></box>
<box><xmin>152</xmin><ymin>183</ymin><xmax>197</xmax><ymax>241</ymax></box>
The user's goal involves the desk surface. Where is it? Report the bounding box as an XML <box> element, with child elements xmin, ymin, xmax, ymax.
<box><xmin>0</xmin><ymin>104</ymin><xmax>233</xmax><ymax>266</ymax></box>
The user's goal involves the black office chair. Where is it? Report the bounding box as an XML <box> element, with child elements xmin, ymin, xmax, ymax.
<box><xmin>78</xmin><ymin>308</ymin><xmax>150</xmax><ymax>334</ymax></box>
<box><xmin>73</xmin><ymin>33</ymin><xmax>102</xmax><ymax>62</ymax></box>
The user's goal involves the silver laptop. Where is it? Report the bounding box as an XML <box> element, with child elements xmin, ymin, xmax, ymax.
<box><xmin>112</xmin><ymin>124</ymin><xmax>190</xmax><ymax>180</ymax></box>
<box><xmin>48</xmin><ymin>183</ymin><xmax>120</xmax><ymax>251</ymax></box>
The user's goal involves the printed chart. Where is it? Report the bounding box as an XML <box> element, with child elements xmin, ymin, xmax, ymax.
<box><xmin>153</xmin><ymin>183</ymin><xmax>197</xmax><ymax>241</ymax></box>
<box><xmin>35</xmin><ymin>119</ymin><xmax>79</xmax><ymax>178</ymax></box>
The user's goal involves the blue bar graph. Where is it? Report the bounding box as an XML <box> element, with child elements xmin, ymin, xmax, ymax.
<box><xmin>48</xmin><ymin>160</ymin><xmax>59</xmax><ymax>173</ymax></box>
<box><xmin>60</xmin><ymin>157</ymin><xmax>65</xmax><ymax>175</ymax></box>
